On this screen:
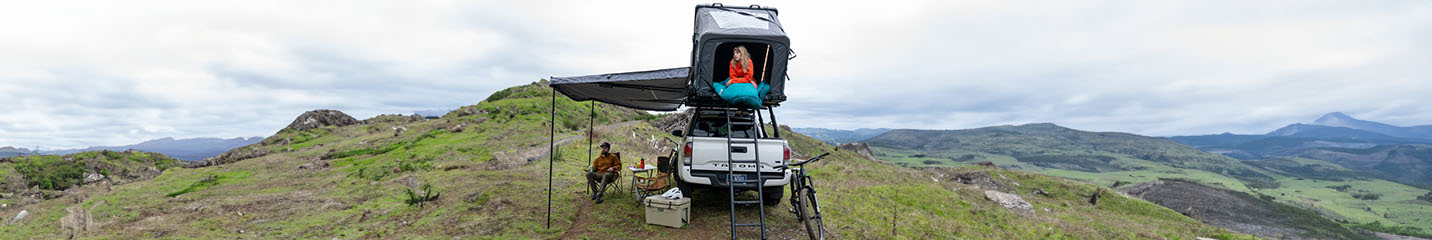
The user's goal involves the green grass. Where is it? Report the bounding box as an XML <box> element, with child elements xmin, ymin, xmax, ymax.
<box><xmin>870</xmin><ymin>135</ymin><xmax>1432</xmax><ymax>237</ymax></box>
<box><xmin>0</xmin><ymin>82</ymin><xmax>1253</xmax><ymax>239</ymax></box>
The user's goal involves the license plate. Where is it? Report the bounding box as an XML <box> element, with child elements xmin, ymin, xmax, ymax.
<box><xmin>731</xmin><ymin>174</ymin><xmax>747</xmax><ymax>182</ymax></box>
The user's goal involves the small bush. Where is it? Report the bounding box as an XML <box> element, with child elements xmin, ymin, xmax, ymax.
<box><xmin>1111</xmin><ymin>181</ymin><xmax>1132</xmax><ymax>188</ymax></box>
<box><xmin>14</xmin><ymin>156</ymin><xmax>87</xmax><ymax>190</ymax></box>
<box><xmin>406</xmin><ymin>184</ymin><xmax>441</xmax><ymax>208</ymax></box>
<box><xmin>1351</xmin><ymin>193</ymin><xmax>1382</xmax><ymax>200</ymax></box>
<box><xmin>1327</xmin><ymin>185</ymin><xmax>1352</xmax><ymax>192</ymax></box>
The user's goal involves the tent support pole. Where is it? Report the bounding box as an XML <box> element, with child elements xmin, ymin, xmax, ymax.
<box><xmin>547</xmin><ymin>88</ymin><xmax>556</xmax><ymax>229</ymax></box>
<box><xmin>589</xmin><ymin>102</ymin><xmax>594</xmax><ymax>166</ymax></box>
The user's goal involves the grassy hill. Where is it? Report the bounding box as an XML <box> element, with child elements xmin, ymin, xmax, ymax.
<box><xmin>0</xmin><ymin>82</ymin><xmax>1252</xmax><ymax>239</ymax></box>
<box><xmin>864</xmin><ymin>124</ymin><xmax>1432</xmax><ymax>238</ymax></box>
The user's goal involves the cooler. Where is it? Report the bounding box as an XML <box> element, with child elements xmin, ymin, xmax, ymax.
<box><xmin>643</xmin><ymin>195</ymin><xmax>691</xmax><ymax>228</ymax></box>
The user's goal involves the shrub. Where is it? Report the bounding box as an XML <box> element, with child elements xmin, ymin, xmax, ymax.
<box><xmin>1111</xmin><ymin>181</ymin><xmax>1132</xmax><ymax>188</ymax></box>
<box><xmin>1351</xmin><ymin>193</ymin><xmax>1382</xmax><ymax>200</ymax></box>
<box><xmin>405</xmin><ymin>183</ymin><xmax>441</xmax><ymax>208</ymax></box>
<box><xmin>14</xmin><ymin>156</ymin><xmax>87</xmax><ymax>190</ymax></box>
<box><xmin>1327</xmin><ymin>185</ymin><xmax>1352</xmax><ymax>192</ymax></box>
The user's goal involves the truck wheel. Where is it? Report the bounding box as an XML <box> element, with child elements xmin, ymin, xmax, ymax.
<box><xmin>678</xmin><ymin>180</ymin><xmax>694</xmax><ymax>199</ymax></box>
<box><xmin>762</xmin><ymin>186</ymin><xmax>783</xmax><ymax>206</ymax></box>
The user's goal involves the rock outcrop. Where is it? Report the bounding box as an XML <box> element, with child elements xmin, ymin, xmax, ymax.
<box><xmin>653</xmin><ymin>109</ymin><xmax>693</xmax><ymax>134</ymax></box>
<box><xmin>1120</xmin><ymin>179</ymin><xmax>1372</xmax><ymax>240</ymax></box>
<box><xmin>836</xmin><ymin>142</ymin><xmax>875</xmax><ymax>158</ymax></box>
<box><xmin>983</xmin><ymin>190</ymin><xmax>1033</xmax><ymax>215</ymax></box>
<box><xmin>285</xmin><ymin>110</ymin><xmax>359</xmax><ymax>131</ymax></box>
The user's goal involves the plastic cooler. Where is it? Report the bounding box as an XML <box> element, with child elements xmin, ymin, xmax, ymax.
<box><xmin>643</xmin><ymin>195</ymin><xmax>691</xmax><ymax>228</ymax></box>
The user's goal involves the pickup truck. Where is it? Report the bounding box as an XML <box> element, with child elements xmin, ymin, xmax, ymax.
<box><xmin>673</xmin><ymin>107</ymin><xmax>790</xmax><ymax>206</ymax></box>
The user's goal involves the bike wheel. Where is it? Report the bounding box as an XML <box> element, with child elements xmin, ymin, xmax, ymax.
<box><xmin>797</xmin><ymin>187</ymin><xmax>825</xmax><ymax>240</ymax></box>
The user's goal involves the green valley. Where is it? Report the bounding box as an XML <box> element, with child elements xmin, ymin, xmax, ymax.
<box><xmin>859</xmin><ymin>124</ymin><xmax>1432</xmax><ymax>238</ymax></box>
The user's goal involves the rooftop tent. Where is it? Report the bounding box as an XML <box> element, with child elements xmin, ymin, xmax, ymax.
<box><xmin>549</xmin><ymin>67</ymin><xmax>691</xmax><ymax>111</ymax></box>
<box><xmin>688</xmin><ymin>4</ymin><xmax>790</xmax><ymax>107</ymax></box>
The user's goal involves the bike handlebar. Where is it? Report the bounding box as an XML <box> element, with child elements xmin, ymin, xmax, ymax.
<box><xmin>775</xmin><ymin>152</ymin><xmax>830</xmax><ymax>170</ymax></box>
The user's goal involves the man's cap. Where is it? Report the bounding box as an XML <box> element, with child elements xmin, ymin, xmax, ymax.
<box><xmin>600</xmin><ymin>142</ymin><xmax>611</xmax><ymax>148</ymax></box>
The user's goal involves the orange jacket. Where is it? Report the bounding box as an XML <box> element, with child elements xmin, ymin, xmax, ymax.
<box><xmin>592</xmin><ymin>152</ymin><xmax>621</xmax><ymax>174</ymax></box>
<box><xmin>729</xmin><ymin>60</ymin><xmax>754</xmax><ymax>84</ymax></box>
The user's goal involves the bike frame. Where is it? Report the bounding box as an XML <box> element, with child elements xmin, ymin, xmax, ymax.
<box><xmin>789</xmin><ymin>164</ymin><xmax>824</xmax><ymax>238</ymax></box>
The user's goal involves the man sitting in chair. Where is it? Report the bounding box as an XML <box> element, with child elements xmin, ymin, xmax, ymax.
<box><xmin>587</xmin><ymin>142</ymin><xmax>621</xmax><ymax>204</ymax></box>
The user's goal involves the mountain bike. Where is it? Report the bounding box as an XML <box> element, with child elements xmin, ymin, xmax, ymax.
<box><xmin>777</xmin><ymin>152</ymin><xmax>830</xmax><ymax>240</ymax></box>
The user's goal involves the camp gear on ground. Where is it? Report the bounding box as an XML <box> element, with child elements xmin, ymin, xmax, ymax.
<box><xmin>644</xmin><ymin>195</ymin><xmax>692</xmax><ymax>228</ymax></box>
<box><xmin>661</xmin><ymin>188</ymin><xmax>684</xmax><ymax>200</ymax></box>
<box><xmin>630</xmin><ymin>163</ymin><xmax>664</xmax><ymax>204</ymax></box>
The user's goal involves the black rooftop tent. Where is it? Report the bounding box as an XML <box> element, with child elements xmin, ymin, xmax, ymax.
<box><xmin>543</xmin><ymin>4</ymin><xmax>793</xmax><ymax>229</ymax></box>
<box><xmin>688</xmin><ymin>4</ymin><xmax>790</xmax><ymax>107</ymax></box>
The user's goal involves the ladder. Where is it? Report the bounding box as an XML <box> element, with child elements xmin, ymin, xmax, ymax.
<box><xmin>725</xmin><ymin>107</ymin><xmax>768</xmax><ymax>239</ymax></box>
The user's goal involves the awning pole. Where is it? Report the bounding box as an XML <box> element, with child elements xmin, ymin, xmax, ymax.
<box><xmin>547</xmin><ymin>87</ymin><xmax>556</xmax><ymax>229</ymax></box>
<box><xmin>589</xmin><ymin>101</ymin><xmax>594</xmax><ymax>166</ymax></box>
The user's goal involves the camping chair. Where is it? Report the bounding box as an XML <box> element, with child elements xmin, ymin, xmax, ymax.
<box><xmin>634</xmin><ymin>151</ymin><xmax>677</xmax><ymax>203</ymax></box>
<box><xmin>583</xmin><ymin>152</ymin><xmax>623</xmax><ymax>199</ymax></box>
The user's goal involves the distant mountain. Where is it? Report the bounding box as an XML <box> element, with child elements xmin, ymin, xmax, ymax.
<box><xmin>791</xmin><ymin>127</ymin><xmax>891</xmax><ymax>145</ymax></box>
<box><xmin>414</xmin><ymin>109</ymin><xmax>451</xmax><ymax>119</ymax></box>
<box><xmin>41</xmin><ymin>137</ymin><xmax>263</xmax><ymax>161</ymax></box>
<box><xmin>0</xmin><ymin>146</ymin><xmax>39</xmax><ymax>158</ymax></box>
<box><xmin>1309</xmin><ymin>112</ymin><xmax>1432</xmax><ymax>139</ymax></box>
<box><xmin>865</xmin><ymin>123</ymin><xmax>1276</xmax><ymax>186</ymax></box>
<box><xmin>1169</xmin><ymin>112</ymin><xmax>1432</xmax><ymax>187</ymax></box>
<box><xmin>1296</xmin><ymin>145</ymin><xmax>1432</xmax><ymax>187</ymax></box>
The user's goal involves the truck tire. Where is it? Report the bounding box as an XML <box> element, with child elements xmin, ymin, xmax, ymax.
<box><xmin>762</xmin><ymin>186</ymin><xmax>783</xmax><ymax>206</ymax></box>
<box><xmin>677</xmin><ymin>179</ymin><xmax>694</xmax><ymax>199</ymax></box>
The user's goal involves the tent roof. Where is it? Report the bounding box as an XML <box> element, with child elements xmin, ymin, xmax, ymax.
<box><xmin>549</xmin><ymin>67</ymin><xmax>690</xmax><ymax>111</ymax></box>
<box><xmin>694</xmin><ymin>5</ymin><xmax>787</xmax><ymax>45</ymax></box>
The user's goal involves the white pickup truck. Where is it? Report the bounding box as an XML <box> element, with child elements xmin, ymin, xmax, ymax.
<box><xmin>672</xmin><ymin>107</ymin><xmax>790</xmax><ymax>205</ymax></box>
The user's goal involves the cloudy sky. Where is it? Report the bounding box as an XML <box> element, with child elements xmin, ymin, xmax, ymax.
<box><xmin>2</xmin><ymin>0</ymin><xmax>1430</xmax><ymax>149</ymax></box>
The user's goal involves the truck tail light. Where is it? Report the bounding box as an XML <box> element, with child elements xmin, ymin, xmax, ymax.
<box><xmin>683</xmin><ymin>142</ymin><xmax>692</xmax><ymax>157</ymax></box>
<box><xmin>783</xmin><ymin>145</ymin><xmax>791</xmax><ymax>161</ymax></box>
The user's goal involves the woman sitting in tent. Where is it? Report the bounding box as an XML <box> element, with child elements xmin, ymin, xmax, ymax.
<box><xmin>712</xmin><ymin>45</ymin><xmax>770</xmax><ymax>109</ymax></box>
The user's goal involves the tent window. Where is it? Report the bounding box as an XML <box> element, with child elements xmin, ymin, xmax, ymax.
<box><xmin>713</xmin><ymin>42</ymin><xmax>772</xmax><ymax>84</ymax></box>
<box><xmin>709</xmin><ymin>11</ymin><xmax>771</xmax><ymax>29</ymax></box>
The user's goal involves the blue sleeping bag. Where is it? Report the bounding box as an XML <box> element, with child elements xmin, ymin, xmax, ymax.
<box><xmin>712</xmin><ymin>78</ymin><xmax>771</xmax><ymax>109</ymax></box>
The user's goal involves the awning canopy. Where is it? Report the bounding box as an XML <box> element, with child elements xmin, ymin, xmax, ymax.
<box><xmin>549</xmin><ymin>67</ymin><xmax>690</xmax><ymax>111</ymax></box>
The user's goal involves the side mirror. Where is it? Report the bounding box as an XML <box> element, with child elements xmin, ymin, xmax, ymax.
<box><xmin>671</xmin><ymin>130</ymin><xmax>684</xmax><ymax>137</ymax></box>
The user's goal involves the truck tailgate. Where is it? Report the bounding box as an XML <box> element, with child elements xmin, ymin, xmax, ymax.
<box><xmin>688</xmin><ymin>136</ymin><xmax>785</xmax><ymax>172</ymax></box>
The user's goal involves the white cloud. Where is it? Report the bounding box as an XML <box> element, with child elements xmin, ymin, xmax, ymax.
<box><xmin>1</xmin><ymin>0</ymin><xmax>1431</xmax><ymax>149</ymax></box>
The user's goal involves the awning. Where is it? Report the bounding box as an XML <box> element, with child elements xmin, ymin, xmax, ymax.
<box><xmin>550</xmin><ymin>67</ymin><xmax>690</xmax><ymax>111</ymax></box>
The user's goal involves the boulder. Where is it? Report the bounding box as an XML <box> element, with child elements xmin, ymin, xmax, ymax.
<box><xmin>284</xmin><ymin>110</ymin><xmax>359</xmax><ymax>131</ymax></box>
<box><xmin>82</xmin><ymin>172</ymin><xmax>105</xmax><ymax>184</ymax></box>
<box><xmin>983</xmin><ymin>190</ymin><xmax>1033</xmax><ymax>215</ymax></box>
<box><xmin>9</xmin><ymin>209</ymin><xmax>28</xmax><ymax>224</ymax></box>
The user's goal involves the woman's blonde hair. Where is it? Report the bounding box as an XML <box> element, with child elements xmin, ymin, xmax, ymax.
<box><xmin>733</xmin><ymin>45</ymin><xmax>753</xmax><ymax>70</ymax></box>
